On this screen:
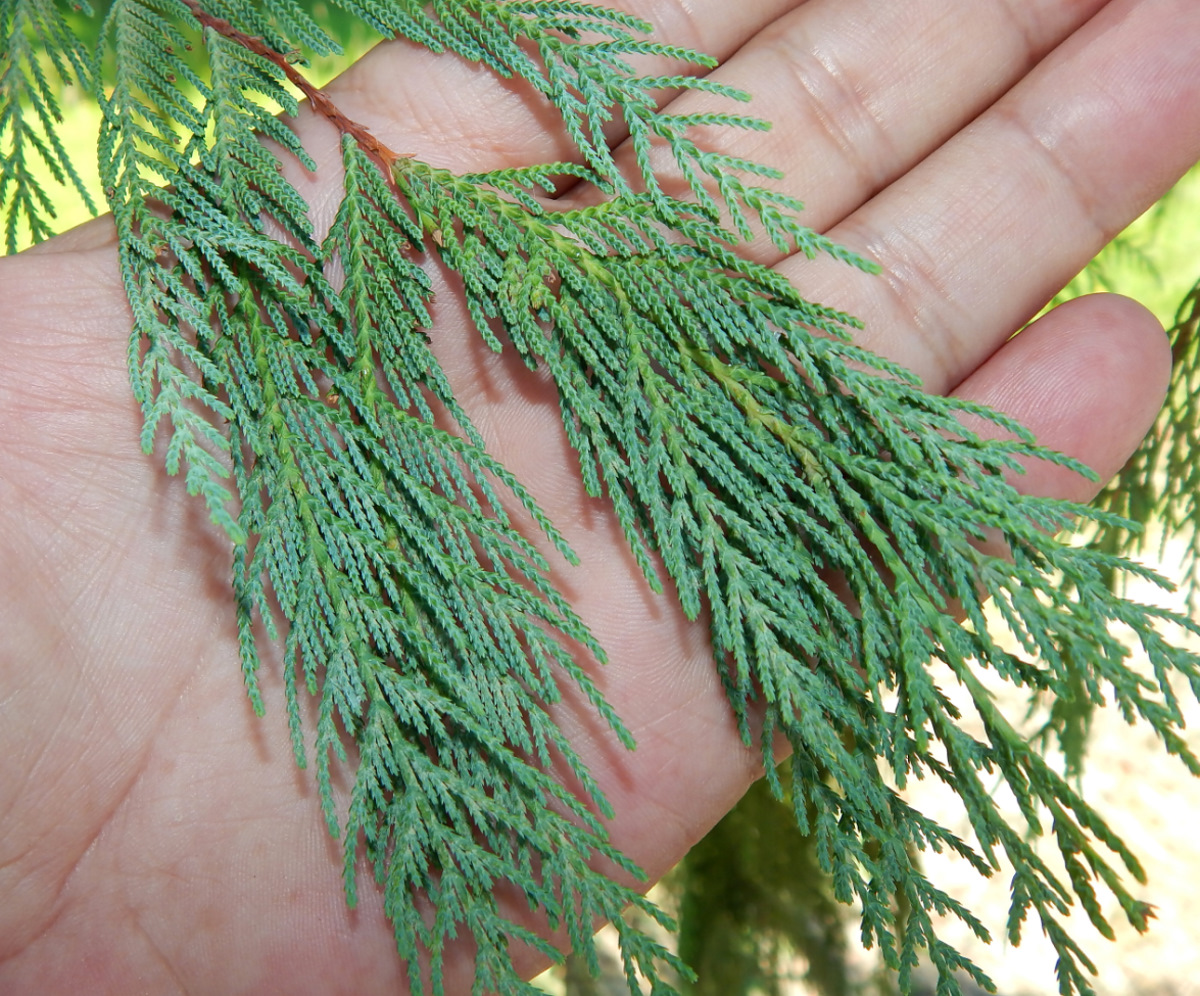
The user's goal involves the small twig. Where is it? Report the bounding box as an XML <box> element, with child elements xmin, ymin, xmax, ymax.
<box><xmin>180</xmin><ymin>0</ymin><xmax>407</xmax><ymax>187</ymax></box>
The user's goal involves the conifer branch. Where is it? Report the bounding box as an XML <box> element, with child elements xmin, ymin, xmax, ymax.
<box><xmin>11</xmin><ymin>4</ymin><xmax>1200</xmax><ymax>996</ymax></box>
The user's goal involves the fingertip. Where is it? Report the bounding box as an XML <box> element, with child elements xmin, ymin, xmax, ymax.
<box><xmin>952</xmin><ymin>292</ymin><xmax>1170</xmax><ymax>502</ymax></box>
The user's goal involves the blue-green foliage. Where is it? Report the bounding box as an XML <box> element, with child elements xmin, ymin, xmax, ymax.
<box><xmin>8</xmin><ymin>2</ymin><xmax>1200</xmax><ymax>995</ymax></box>
<box><xmin>92</xmin><ymin>2</ymin><xmax>689</xmax><ymax>990</ymax></box>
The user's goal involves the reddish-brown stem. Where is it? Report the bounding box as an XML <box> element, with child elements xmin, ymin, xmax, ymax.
<box><xmin>180</xmin><ymin>0</ymin><xmax>407</xmax><ymax>186</ymax></box>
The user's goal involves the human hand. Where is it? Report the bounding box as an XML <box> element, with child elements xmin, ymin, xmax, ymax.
<box><xmin>1</xmin><ymin>0</ymin><xmax>1197</xmax><ymax>992</ymax></box>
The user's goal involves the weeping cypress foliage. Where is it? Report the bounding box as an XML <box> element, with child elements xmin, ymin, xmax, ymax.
<box><xmin>654</xmin><ymin>173</ymin><xmax>1200</xmax><ymax>996</ymax></box>
<box><xmin>5</xmin><ymin>3</ymin><xmax>1200</xmax><ymax>995</ymax></box>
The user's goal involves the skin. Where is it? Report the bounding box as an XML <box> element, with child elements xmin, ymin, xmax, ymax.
<box><xmin>0</xmin><ymin>0</ymin><xmax>1198</xmax><ymax>992</ymax></box>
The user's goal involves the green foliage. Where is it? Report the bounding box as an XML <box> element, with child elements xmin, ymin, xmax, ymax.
<box><xmin>1035</xmin><ymin>177</ymin><xmax>1200</xmax><ymax>778</ymax></box>
<box><xmin>1058</xmin><ymin>175</ymin><xmax>1200</xmax><ymax>605</ymax></box>
<box><xmin>97</xmin><ymin>2</ymin><xmax>684</xmax><ymax>988</ymax></box>
<box><xmin>662</xmin><ymin>180</ymin><xmax>1200</xmax><ymax>996</ymax></box>
<box><xmin>6</xmin><ymin>4</ymin><xmax>1200</xmax><ymax>996</ymax></box>
<box><xmin>1156</xmin><ymin>279</ymin><xmax>1200</xmax><ymax>586</ymax></box>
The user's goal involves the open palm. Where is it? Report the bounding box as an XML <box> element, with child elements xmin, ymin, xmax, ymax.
<box><xmin>1</xmin><ymin>1</ymin><xmax>1198</xmax><ymax>993</ymax></box>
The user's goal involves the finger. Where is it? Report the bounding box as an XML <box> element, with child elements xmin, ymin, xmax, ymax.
<box><xmin>783</xmin><ymin>0</ymin><xmax>1200</xmax><ymax>394</ymax></box>
<box><xmin>952</xmin><ymin>293</ymin><xmax>1171</xmax><ymax>499</ymax></box>
<box><xmin>574</xmin><ymin>0</ymin><xmax>1109</xmax><ymax>240</ymax></box>
<box><xmin>931</xmin><ymin>293</ymin><xmax>1167</xmax><ymax>594</ymax></box>
<box><xmin>868</xmin><ymin>293</ymin><xmax>1172</xmax><ymax>577</ymax></box>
